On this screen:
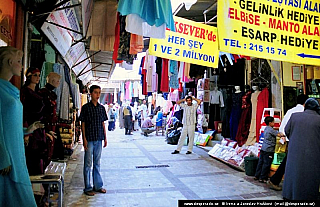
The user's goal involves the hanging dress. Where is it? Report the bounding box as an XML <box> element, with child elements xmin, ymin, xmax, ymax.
<box><xmin>235</xmin><ymin>91</ymin><xmax>252</xmax><ymax>146</ymax></box>
<box><xmin>229</xmin><ymin>92</ymin><xmax>244</xmax><ymax>140</ymax></box>
<box><xmin>246</xmin><ymin>91</ymin><xmax>261</xmax><ymax>146</ymax></box>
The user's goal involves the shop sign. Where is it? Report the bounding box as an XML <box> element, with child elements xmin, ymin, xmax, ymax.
<box><xmin>149</xmin><ymin>16</ymin><xmax>219</xmax><ymax>68</ymax></box>
<box><xmin>0</xmin><ymin>0</ymin><xmax>15</xmax><ymax>45</ymax></box>
<box><xmin>41</xmin><ymin>0</ymin><xmax>81</xmax><ymax>57</ymax></box>
<box><xmin>82</xmin><ymin>0</ymin><xmax>93</xmax><ymax>37</ymax></box>
<box><xmin>218</xmin><ymin>0</ymin><xmax>320</xmax><ymax>66</ymax></box>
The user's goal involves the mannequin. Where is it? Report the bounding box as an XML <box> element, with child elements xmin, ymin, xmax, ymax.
<box><xmin>229</xmin><ymin>86</ymin><xmax>244</xmax><ymax>140</ymax></box>
<box><xmin>208</xmin><ymin>86</ymin><xmax>224</xmax><ymax>129</ymax></box>
<box><xmin>235</xmin><ymin>85</ymin><xmax>252</xmax><ymax>146</ymax></box>
<box><xmin>246</xmin><ymin>86</ymin><xmax>261</xmax><ymax>145</ymax></box>
<box><xmin>40</xmin><ymin>72</ymin><xmax>61</xmax><ymax>163</ymax></box>
<box><xmin>235</xmin><ymin>86</ymin><xmax>241</xmax><ymax>93</ymax></box>
<box><xmin>0</xmin><ymin>46</ymin><xmax>43</xmax><ymax>206</ymax></box>
<box><xmin>20</xmin><ymin>67</ymin><xmax>47</xmax><ymax>175</ymax></box>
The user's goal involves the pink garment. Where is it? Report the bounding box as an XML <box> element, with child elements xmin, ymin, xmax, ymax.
<box><xmin>169</xmin><ymin>90</ymin><xmax>179</xmax><ymax>102</ymax></box>
<box><xmin>145</xmin><ymin>52</ymin><xmax>157</xmax><ymax>92</ymax></box>
<box><xmin>125</xmin><ymin>81</ymin><xmax>130</xmax><ymax>100</ymax></box>
<box><xmin>163</xmin><ymin>100</ymin><xmax>173</xmax><ymax>114</ymax></box>
<box><xmin>182</xmin><ymin>62</ymin><xmax>192</xmax><ymax>83</ymax></box>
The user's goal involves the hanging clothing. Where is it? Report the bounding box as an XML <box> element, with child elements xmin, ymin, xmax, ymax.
<box><xmin>125</xmin><ymin>81</ymin><xmax>130</xmax><ymax>100</ymax></box>
<box><xmin>182</xmin><ymin>63</ymin><xmax>191</xmax><ymax>82</ymax></box>
<box><xmin>0</xmin><ymin>79</ymin><xmax>37</xmax><ymax>207</ymax></box>
<box><xmin>117</xmin><ymin>0</ymin><xmax>176</xmax><ymax>32</ymax></box>
<box><xmin>229</xmin><ymin>92</ymin><xmax>244</xmax><ymax>140</ymax></box>
<box><xmin>256</xmin><ymin>88</ymin><xmax>269</xmax><ymax>142</ymax></box>
<box><xmin>129</xmin><ymin>34</ymin><xmax>144</xmax><ymax>55</ymax></box>
<box><xmin>125</xmin><ymin>14</ymin><xmax>166</xmax><ymax>39</ymax></box>
<box><xmin>208</xmin><ymin>90</ymin><xmax>224</xmax><ymax>129</ymax></box>
<box><xmin>169</xmin><ymin>60</ymin><xmax>179</xmax><ymax>89</ymax></box>
<box><xmin>117</xmin><ymin>15</ymin><xmax>136</xmax><ymax>64</ymax></box>
<box><xmin>112</xmin><ymin>13</ymin><xmax>123</xmax><ymax>64</ymax></box>
<box><xmin>160</xmin><ymin>59</ymin><xmax>169</xmax><ymax>92</ymax></box>
<box><xmin>246</xmin><ymin>91</ymin><xmax>261</xmax><ymax>146</ymax></box>
<box><xmin>141</xmin><ymin>57</ymin><xmax>148</xmax><ymax>95</ymax></box>
<box><xmin>40</xmin><ymin>62</ymin><xmax>54</xmax><ymax>88</ymax></box>
<box><xmin>155</xmin><ymin>57</ymin><xmax>162</xmax><ymax>92</ymax></box>
<box><xmin>87</xmin><ymin>0</ymin><xmax>117</xmax><ymax>51</ymax></box>
<box><xmin>208</xmin><ymin>104</ymin><xmax>220</xmax><ymax>129</ymax></box>
<box><xmin>235</xmin><ymin>91</ymin><xmax>252</xmax><ymax>146</ymax></box>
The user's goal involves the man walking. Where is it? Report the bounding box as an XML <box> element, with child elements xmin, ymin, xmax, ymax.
<box><xmin>172</xmin><ymin>96</ymin><xmax>201</xmax><ymax>154</ymax></box>
<box><xmin>79</xmin><ymin>85</ymin><xmax>108</xmax><ymax>196</ymax></box>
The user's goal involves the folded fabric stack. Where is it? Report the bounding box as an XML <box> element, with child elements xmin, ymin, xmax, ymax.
<box><xmin>208</xmin><ymin>138</ymin><xmax>259</xmax><ymax>170</ymax></box>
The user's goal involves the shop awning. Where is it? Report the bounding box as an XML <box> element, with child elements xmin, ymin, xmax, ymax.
<box><xmin>35</xmin><ymin>0</ymin><xmax>94</xmax><ymax>84</ymax></box>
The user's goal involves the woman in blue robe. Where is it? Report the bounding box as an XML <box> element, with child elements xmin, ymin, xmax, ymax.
<box><xmin>0</xmin><ymin>46</ymin><xmax>42</xmax><ymax>206</ymax></box>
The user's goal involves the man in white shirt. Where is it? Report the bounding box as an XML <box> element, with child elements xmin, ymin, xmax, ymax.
<box><xmin>172</xmin><ymin>96</ymin><xmax>201</xmax><ymax>154</ymax></box>
<box><xmin>267</xmin><ymin>94</ymin><xmax>308</xmax><ymax>191</ymax></box>
<box><xmin>140</xmin><ymin>99</ymin><xmax>148</xmax><ymax>121</ymax></box>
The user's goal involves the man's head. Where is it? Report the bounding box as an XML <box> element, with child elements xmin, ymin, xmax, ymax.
<box><xmin>188</xmin><ymin>92</ymin><xmax>193</xmax><ymax>96</ymax></box>
<box><xmin>0</xmin><ymin>46</ymin><xmax>23</xmax><ymax>76</ymax></box>
<box><xmin>148</xmin><ymin>114</ymin><xmax>154</xmax><ymax>119</ymax></box>
<box><xmin>297</xmin><ymin>94</ymin><xmax>309</xmax><ymax>105</ymax></box>
<box><xmin>47</xmin><ymin>72</ymin><xmax>61</xmax><ymax>88</ymax></box>
<box><xmin>186</xmin><ymin>96</ymin><xmax>193</xmax><ymax>106</ymax></box>
<box><xmin>90</xmin><ymin>85</ymin><xmax>101</xmax><ymax>102</ymax></box>
<box><xmin>264</xmin><ymin>116</ymin><xmax>275</xmax><ymax>127</ymax></box>
<box><xmin>143</xmin><ymin>99</ymin><xmax>146</xmax><ymax>104</ymax></box>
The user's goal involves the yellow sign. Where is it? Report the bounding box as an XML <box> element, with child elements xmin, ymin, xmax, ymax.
<box><xmin>218</xmin><ymin>0</ymin><xmax>320</xmax><ymax>66</ymax></box>
<box><xmin>149</xmin><ymin>16</ymin><xmax>219</xmax><ymax>68</ymax></box>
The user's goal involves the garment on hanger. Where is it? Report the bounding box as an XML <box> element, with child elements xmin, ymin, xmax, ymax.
<box><xmin>235</xmin><ymin>91</ymin><xmax>252</xmax><ymax>146</ymax></box>
<box><xmin>210</xmin><ymin>90</ymin><xmax>224</xmax><ymax>106</ymax></box>
<box><xmin>125</xmin><ymin>81</ymin><xmax>130</xmax><ymax>100</ymax></box>
<box><xmin>256</xmin><ymin>87</ymin><xmax>269</xmax><ymax>142</ymax></box>
<box><xmin>118</xmin><ymin>0</ymin><xmax>176</xmax><ymax>32</ymax></box>
<box><xmin>246</xmin><ymin>90</ymin><xmax>261</xmax><ymax>145</ymax></box>
<box><xmin>178</xmin><ymin>62</ymin><xmax>184</xmax><ymax>79</ymax></box>
<box><xmin>169</xmin><ymin>60</ymin><xmax>179</xmax><ymax>89</ymax></box>
<box><xmin>40</xmin><ymin>62</ymin><xmax>54</xmax><ymax>88</ymax></box>
<box><xmin>208</xmin><ymin>90</ymin><xmax>224</xmax><ymax>129</ymax></box>
<box><xmin>125</xmin><ymin>14</ymin><xmax>166</xmax><ymax>39</ymax></box>
<box><xmin>155</xmin><ymin>57</ymin><xmax>162</xmax><ymax>92</ymax></box>
<box><xmin>152</xmin><ymin>57</ymin><xmax>158</xmax><ymax>92</ymax></box>
<box><xmin>160</xmin><ymin>59</ymin><xmax>169</xmax><ymax>92</ymax></box>
<box><xmin>129</xmin><ymin>33</ymin><xmax>144</xmax><ymax>54</ymax></box>
<box><xmin>117</xmin><ymin>15</ymin><xmax>136</xmax><ymax>64</ymax></box>
<box><xmin>182</xmin><ymin>63</ymin><xmax>191</xmax><ymax>82</ymax></box>
<box><xmin>87</xmin><ymin>0</ymin><xmax>117</xmax><ymax>51</ymax></box>
<box><xmin>229</xmin><ymin>92</ymin><xmax>244</xmax><ymax>140</ymax></box>
<box><xmin>112</xmin><ymin>13</ymin><xmax>123</xmax><ymax>64</ymax></box>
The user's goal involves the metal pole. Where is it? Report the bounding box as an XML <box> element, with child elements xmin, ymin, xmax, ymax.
<box><xmin>22</xmin><ymin>11</ymin><xmax>29</xmax><ymax>86</ymax></box>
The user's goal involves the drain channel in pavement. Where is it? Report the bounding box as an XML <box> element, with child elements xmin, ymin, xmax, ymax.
<box><xmin>135</xmin><ymin>164</ymin><xmax>169</xmax><ymax>169</ymax></box>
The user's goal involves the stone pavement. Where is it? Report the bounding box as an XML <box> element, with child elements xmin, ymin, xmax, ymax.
<box><xmin>63</xmin><ymin>124</ymin><xmax>282</xmax><ymax>207</ymax></box>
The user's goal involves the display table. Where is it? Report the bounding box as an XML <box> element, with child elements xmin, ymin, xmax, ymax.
<box><xmin>30</xmin><ymin>174</ymin><xmax>63</xmax><ymax>207</ymax></box>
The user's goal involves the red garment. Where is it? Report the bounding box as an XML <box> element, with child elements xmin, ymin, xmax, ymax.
<box><xmin>141</xmin><ymin>57</ymin><xmax>147</xmax><ymax>95</ymax></box>
<box><xmin>112</xmin><ymin>13</ymin><xmax>123</xmax><ymax>64</ymax></box>
<box><xmin>160</xmin><ymin>59</ymin><xmax>169</xmax><ymax>92</ymax></box>
<box><xmin>256</xmin><ymin>88</ymin><xmax>269</xmax><ymax>142</ymax></box>
<box><xmin>235</xmin><ymin>91</ymin><xmax>252</xmax><ymax>146</ymax></box>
